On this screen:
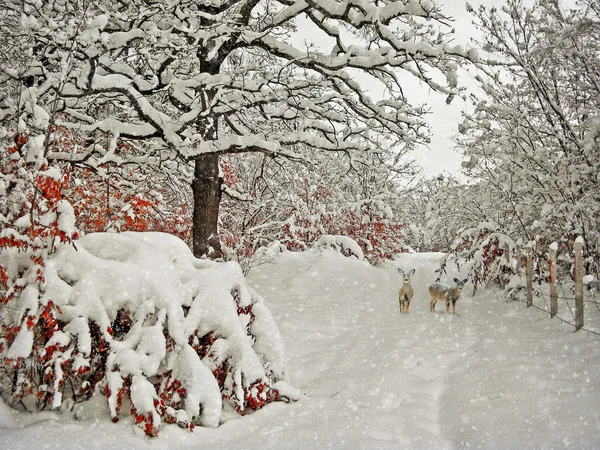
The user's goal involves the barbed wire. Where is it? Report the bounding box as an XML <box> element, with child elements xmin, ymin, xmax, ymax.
<box><xmin>511</xmin><ymin>297</ymin><xmax>600</xmax><ymax>336</ymax></box>
<box><xmin>532</xmin><ymin>288</ymin><xmax>596</xmax><ymax>322</ymax></box>
<box><xmin>533</xmin><ymin>290</ymin><xmax>572</xmax><ymax>318</ymax></box>
<box><xmin>513</xmin><ymin>280</ymin><xmax>600</xmax><ymax>334</ymax></box>
<box><xmin>532</xmin><ymin>287</ymin><xmax>598</xmax><ymax>303</ymax></box>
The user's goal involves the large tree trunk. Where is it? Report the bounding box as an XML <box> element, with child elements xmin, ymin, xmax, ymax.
<box><xmin>192</xmin><ymin>153</ymin><xmax>223</xmax><ymax>258</ymax></box>
<box><xmin>191</xmin><ymin>48</ymin><xmax>225</xmax><ymax>258</ymax></box>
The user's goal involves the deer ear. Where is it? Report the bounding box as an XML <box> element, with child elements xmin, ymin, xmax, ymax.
<box><xmin>410</xmin><ymin>269</ymin><xmax>415</xmax><ymax>275</ymax></box>
<box><xmin>398</xmin><ymin>269</ymin><xmax>404</xmax><ymax>274</ymax></box>
<box><xmin>463</xmin><ymin>278</ymin><xmax>468</xmax><ymax>283</ymax></box>
<box><xmin>453</xmin><ymin>278</ymin><xmax>459</xmax><ymax>283</ymax></box>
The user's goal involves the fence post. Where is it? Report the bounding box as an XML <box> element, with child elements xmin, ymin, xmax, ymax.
<box><xmin>526</xmin><ymin>243</ymin><xmax>533</xmax><ymax>307</ymax></box>
<box><xmin>549</xmin><ymin>243</ymin><xmax>558</xmax><ymax>318</ymax></box>
<box><xmin>574</xmin><ymin>237</ymin><xmax>584</xmax><ymax>330</ymax></box>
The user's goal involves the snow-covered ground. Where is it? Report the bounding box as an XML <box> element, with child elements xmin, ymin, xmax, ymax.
<box><xmin>2</xmin><ymin>249</ymin><xmax>600</xmax><ymax>449</ymax></box>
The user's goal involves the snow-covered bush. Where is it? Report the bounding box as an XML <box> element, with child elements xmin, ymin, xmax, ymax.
<box><xmin>218</xmin><ymin>151</ymin><xmax>410</xmax><ymax>268</ymax></box>
<box><xmin>0</xmin><ymin>232</ymin><xmax>294</xmax><ymax>436</ymax></box>
<box><xmin>314</xmin><ymin>235</ymin><xmax>365</xmax><ymax>261</ymax></box>
<box><xmin>280</xmin><ymin>199</ymin><xmax>406</xmax><ymax>265</ymax></box>
<box><xmin>437</xmin><ymin>223</ymin><xmax>517</xmax><ymax>294</ymax></box>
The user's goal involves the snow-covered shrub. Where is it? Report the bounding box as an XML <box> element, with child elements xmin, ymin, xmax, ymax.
<box><xmin>280</xmin><ymin>199</ymin><xmax>406</xmax><ymax>265</ymax></box>
<box><xmin>218</xmin><ymin>152</ymin><xmax>409</xmax><ymax>267</ymax></box>
<box><xmin>43</xmin><ymin>125</ymin><xmax>193</xmax><ymax>243</ymax></box>
<box><xmin>437</xmin><ymin>223</ymin><xmax>517</xmax><ymax>294</ymax></box>
<box><xmin>314</xmin><ymin>235</ymin><xmax>365</xmax><ymax>261</ymax></box>
<box><xmin>0</xmin><ymin>232</ymin><xmax>294</xmax><ymax>436</ymax></box>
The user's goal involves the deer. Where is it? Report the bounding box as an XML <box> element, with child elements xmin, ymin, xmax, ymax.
<box><xmin>429</xmin><ymin>278</ymin><xmax>469</xmax><ymax>314</ymax></box>
<box><xmin>398</xmin><ymin>268</ymin><xmax>415</xmax><ymax>313</ymax></box>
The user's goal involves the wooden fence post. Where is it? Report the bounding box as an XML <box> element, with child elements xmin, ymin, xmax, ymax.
<box><xmin>549</xmin><ymin>243</ymin><xmax>558</xmax><ymax>318</ymax></box>
<box><xmin>574</xmin><ymin>237</ymin><xmax>584</xmax><ymax>330</ymax></box>
<box><xmin>526</xmin><ymin>243</ymin><xmax>533</xmax><ymax>308</ymax></box>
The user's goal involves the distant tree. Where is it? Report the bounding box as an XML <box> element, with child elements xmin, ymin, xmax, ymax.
<box><xmin>398</xmin><ymin>175</ymin><xmax>501</xmax><ymax>252</ymax></box>
<box><xmin>0</xmin><ymin>0</ymin><xmax>477</xmax><ymax>258</ymax></box>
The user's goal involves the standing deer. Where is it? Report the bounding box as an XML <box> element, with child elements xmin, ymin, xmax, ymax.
<box><xmin>398</xmin><ymin>268</ymin><xmax>415</xmax><ymax>313</ymax></box>
<box><xmin>429</xmin><ymin>278</ymin><xmax>468</xmax><ymax>314</ymax></box>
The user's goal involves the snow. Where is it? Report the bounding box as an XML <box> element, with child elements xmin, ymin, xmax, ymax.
<box><xmin>130</xmin><ymin>375</ymin><xmax>156</xmax><ymax>414</ymax></box>
<box><xmin>25</xmin><ymin>134</ymin><xmax>45</xmax><ymax>166</ymax></box>
<box><xmin>314</xmin><ymin>234</ymin><xmax>365</xmax><ymax>260</ymax></box>
<box><xmin>6</xmin><ymin>320</ymin><xmax>34</xmax><ymax>359</ymax></box>
<box><xmin>2</xmin><ymin>249</ymin><xmax>600</xmax><ymax>448</ymax></box>
<box><xmin>172</xmin><ymin>344</ymin><xmax>222</xmax><ymax>428</ymax></box>
<box><xmin>39</xmin><ymin>166</ymin><xmax>62</xmax><ymax>181</ymax></box>
<box><xmin>56</xmin><ymin>200</ymin><xmax>76</xmax><ymax>235</ymax></box>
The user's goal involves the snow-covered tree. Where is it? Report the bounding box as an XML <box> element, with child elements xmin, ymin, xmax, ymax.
<box><xmin>458</xmin><ymin>0</ymin><xmax>600</xmax><ymax>279</ymax></box>
<box><xmin>0</xmin><ymin>0</ymin><xmax>478</xmax><ymax>259</ymax></box>
<box><xmin>397</xmin><ymin>175</ymin><xmax>502</xmax><ymax>252</ymax></box>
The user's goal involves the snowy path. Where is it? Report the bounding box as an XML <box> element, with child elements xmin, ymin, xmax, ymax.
<box><xmin>2</xmin><ymin>250</ymin><xmax>600</xmax><ymax>449</ymax></box>
<box><xmin>242</xmin><ymin>250</ymin><xmax>600</xmax><ymax>449</ymax></box>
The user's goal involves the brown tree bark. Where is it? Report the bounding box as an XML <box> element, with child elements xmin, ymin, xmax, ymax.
<box><xmin>192</xmin><ymin>153</ymin><xmax>223</xmax><ymax>258</ymax></box>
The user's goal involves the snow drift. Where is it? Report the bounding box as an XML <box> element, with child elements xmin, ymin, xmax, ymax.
<box><xmin>0</xmin><ymin>232</ymin><xmax>295</xmax><ymax>436</ymax></box>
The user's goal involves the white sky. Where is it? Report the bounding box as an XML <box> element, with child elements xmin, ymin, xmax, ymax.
<box><xmin>290</xmin><ymin>0</ymin><xmax>493</xmax><ymax>179</ymax></box>
<box><xmin>410</xmin><ymin>0</ymin><xmax>493</xmax><ymax>179</ymax></box>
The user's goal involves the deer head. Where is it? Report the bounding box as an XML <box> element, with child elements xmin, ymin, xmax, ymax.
<box><xmin>453</xmin><ymin>278</ymin><xmax>469</xmax><ymax>290</ymax></box>
<box><xmin>398</xmin><ymin>268</ymin><xmax>415</xmax><ymax>283</ymax></box>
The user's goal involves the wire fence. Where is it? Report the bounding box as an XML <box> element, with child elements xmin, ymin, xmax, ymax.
<box><xmin>510</xmin><ymin>283</ymin><xmax>600</xmax><ymax>335</ymax></box>
<box><xmin>506</xmin><ymin>238</ymin><xmax>599</xmax><ymax>334</ymax></box>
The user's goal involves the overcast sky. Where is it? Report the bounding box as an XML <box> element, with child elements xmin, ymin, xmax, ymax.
<box><xmin>411</xmin><ymin>0</ymin><xmax>493</xmax><ymax>179</ymax></box>
<box><xmin>289</xmin><ymin>1</ymin><xmax>494</xmax><ymax>179</ymax></box>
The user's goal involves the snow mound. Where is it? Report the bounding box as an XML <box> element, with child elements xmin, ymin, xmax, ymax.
<box><xmin>313</xmin><ymin>235</ymin><xmax>364</xmax><ymax>260</ymax></box>
<box><xmin>0</xmin><ymin>232</ymin><xmax>292</xmax><ymax>436</ymax></box>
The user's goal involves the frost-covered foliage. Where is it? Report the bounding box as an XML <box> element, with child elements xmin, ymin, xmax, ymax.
<box><xmin>0</xmin><ymin>232</ymin><xmax>293</xmax><ymax>437</ymax></box>
<box><xmin>0</xmin><ymin>125</ymin><xmax>190</xmax><ymax>241</ymax></box>
<box><xmin>436</xmin><ymin>222</ymin><xmax>517</xmax><ymax>294</ymax></box>
<box><xmin>458</xmin><ymin>0</ymin><xmax>600</xmax><ymax>281</ymax></box>
<box><xmin>0</xmin><ymin>133</ymin><xmax>79</xmax><ymax>302</ymax></box>
<box><xmin>281</xmin><ymin>198</ymin><xmax>406</xmax><ymax>264</ymax></box>
<box><xmin>397</xmin><ymin>176</ymin><xmax>504</xmax><ymax>252</ymax></box>
<box><xmin>219</xmin><ymin>151</ymin><xmax>410</xmax><ymax>266</ymax></box>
